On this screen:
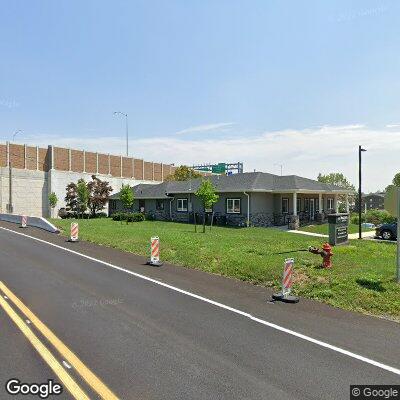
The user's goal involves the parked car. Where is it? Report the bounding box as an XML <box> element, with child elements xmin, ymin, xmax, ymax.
<box><xmin>375</xmin><ymin>222</ymin><xmax>397</xmax><ymax>240</ymax></box>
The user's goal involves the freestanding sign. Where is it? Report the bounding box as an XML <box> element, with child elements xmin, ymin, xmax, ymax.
<box><xmin>384</xmin><ymin>187</ymin><xmax>400</xmax><ymax>283</ymax></box>
<box><xmin>327</xmin><ymin>213</ymin><xmax>349</xmax><ymax>246</ymax></box>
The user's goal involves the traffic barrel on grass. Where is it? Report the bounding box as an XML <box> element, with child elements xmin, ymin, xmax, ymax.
<box><xmin>69</xmin><ymin>222</ymin><xmax>79</xmax><ymax>242</ymax></box>
<box><xmin>272</xmin><ymin>258</ymin><xmax>299</xmax><ymax>303</ymax></box>
<box><xmin>147</xmin><ymin>236</ymin><xmax>163</xmax><ymax>267</ymax></box>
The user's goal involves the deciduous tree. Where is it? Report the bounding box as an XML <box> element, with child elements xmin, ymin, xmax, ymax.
<box><xmin>87</xmin><ymin>175</ymin><xmax>113</xmax><ymax>217</ymax></box>
<box><xmin>77</xmin><ymin>179</ymin><xmax>90</xmax><ymax>218</ymax></box>
<box><xmin>165</xmin><ymin>165</ymin><xmax>202</xmax><ymax>181</ymax></box>
<box><xmin>195</xmin><ymin>179</ymin><xmax>219</xmax><ymax>232</ymax></box>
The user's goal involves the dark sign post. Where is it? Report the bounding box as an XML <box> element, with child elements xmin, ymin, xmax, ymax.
<box><xmin>328</xmin><ymin>213</ymin><xmax>349</xmax><ymax>246</ymax></box>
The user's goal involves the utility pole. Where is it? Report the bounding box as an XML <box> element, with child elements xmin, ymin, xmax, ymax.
<box><xmin>358</xmin><ymin>145</ymin><xmax>367</xmax><ymax>239</ymax></box>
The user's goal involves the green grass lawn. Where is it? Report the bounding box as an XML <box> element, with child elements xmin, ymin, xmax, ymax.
<box><xmin>299</xmin><ymin>223</ymin><xmax>371</xmax><ymax>235</ymax></box>
<box><xmin>50</xmin><ymin>218</ymin><xmax>400</xmax><ymax>321</ymax></box>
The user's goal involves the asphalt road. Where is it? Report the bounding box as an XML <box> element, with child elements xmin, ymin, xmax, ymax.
<box><xmin>0</xmin><ymin>222</ymin><xmax>399</xmax><ymax>399</ymax></box>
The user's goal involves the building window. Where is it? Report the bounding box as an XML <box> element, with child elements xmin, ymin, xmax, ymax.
<box><xmin>282</xmin><ymin>198</ymin><xmax>289</xmax><ymax>214</ymax></box>
<box><xmin>327</xmin><ymin>198</ymin><xmax>334</xmax><ymax>210</ymax></box>
<box><xmin>296</xmin><ymin>198</ymin><xmax>301</xmax><ymax>212</ymax></box>
<box><xmin>156</xmin><ymin>199</ymin><xmax>164</xmax><ymax>211</ymax></box>
<box><xmin>305</xmin><ymin>198</ymin><xmax>309</xmax><ymax>212</ymax></box>
<box><xmin>177</xmin><ymin>198</ymin><xmax>188</xmax><ymax>212</ymax></box>
<box><xmin>227</xmin><ymin>198</ymin><xmax>241</xmax><ymax>214</ymax></box>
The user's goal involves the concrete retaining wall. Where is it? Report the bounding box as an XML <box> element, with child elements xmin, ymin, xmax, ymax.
<box><xmin>0</xmin><ymin>213</ymin><xmax>59</xmax><ymax>233</ymax></box>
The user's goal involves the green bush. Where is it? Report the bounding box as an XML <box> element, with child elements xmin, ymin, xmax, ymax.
<box><xmin>145</xmin><ymin>212</ymin><xmax>156</xmax><ymax>221</ymax></box>
<box><xmin>112</xmin><ymin>212</ymin><xmax>144</xmax><ymax>222</ymax></box>
<box><xmin>111</xmin><ymin>212</ymin><xmax>125</xmax><ymax>221</ymax></box>
<box><xmin>132</xmin><ymin>212</ymin><xmax>145</xmax><ymax>222</ymax></box>
<box><xmin>351</xmin><ymin>210</ymin><xmax>396</xmax><ymax>226</ymax></box>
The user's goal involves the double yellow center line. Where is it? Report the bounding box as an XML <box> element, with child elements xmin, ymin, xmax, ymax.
<box><xmin>0</xmin><ymin>281</ymin><xmax>119</xmax><ymax>400</ymax></box>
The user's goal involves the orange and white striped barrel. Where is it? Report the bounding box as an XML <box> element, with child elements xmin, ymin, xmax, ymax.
<box><xmin>21</xmin><ymin>215</ymin><xmax>27</xmax><ymax>228</ymax></box>
<box><xmin>282</xmin><ymin>258</ymin><xmax>294</xmax><ymax>296</ymax></box>
<box><xmin>150</xmin><ymin>236</ymin><xmax>160</xmax><ymax>263</ymax></box>
<box><xmin>70</xmin><ymin>222</ymin><xmax>79</xmax><ymax>242</ymax></box>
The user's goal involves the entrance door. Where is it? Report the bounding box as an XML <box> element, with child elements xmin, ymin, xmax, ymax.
<box><xmin>310</xmin><ymin>199</ymin><xmax>315</xmax><ymax>220</ymax></box>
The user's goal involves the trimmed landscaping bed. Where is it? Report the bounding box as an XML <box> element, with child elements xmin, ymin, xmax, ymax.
<box><xmin>299</xmin><ymin>223</ymin><xmax>369</xmax><ymax>235</ymax></box>
<box><xmin>50</xmin><ymin>218</ymin><xmax>400</xmax><ymax>321</ymax></box>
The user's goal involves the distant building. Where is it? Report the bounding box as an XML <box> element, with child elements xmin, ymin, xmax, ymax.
<box><xmin>362</xmin><ymin>192</ymin><xmax>385</xmax><ymax>211</ymax></box>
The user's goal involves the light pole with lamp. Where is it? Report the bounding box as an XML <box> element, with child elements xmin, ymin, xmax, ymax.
<box><xmin>113</xmin><ymin>111</ymin><xmax>129</xmax><ymax>156</ymax></box>
<box><xmin>8</xmin><ymin>130</ymin><xmax>22</xmax><ymax>213</ymax></box>
<box><xmin>358</xmin><ymin>145</ymin><xmax>367</xmax><ymax>239</ymax></box>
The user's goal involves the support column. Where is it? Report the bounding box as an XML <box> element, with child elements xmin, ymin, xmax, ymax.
<box><xmin>345</xmin><ymin>193</ymin><xmax>349</xmax><ymax>213</ymax></box>
<box><xmin>316</xmin><ymin>193</ymin><xmax>324</xmax><ymax>223</ymax></box>
<box><xmin>293</xmin><ymin>192</ymin><xmax>297</xmax><ymax>216</ymax></box>
<box><xmin>334</xmin><ymin>193</ymin><xmax>339</xmax><ymax>213</ymax></box>
<box><xmin>289</xmin><ymin>192</ymin><xmax>299</xmax><ymax>230</ymax></box>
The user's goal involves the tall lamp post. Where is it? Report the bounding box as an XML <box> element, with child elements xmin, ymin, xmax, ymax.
<box><xmin>358</xmin><ymin>145</ymin><xmax>367</xmax><ymax>239</ymax></box>
<box><xmin>113</xmin><ymin>111</ymin><xmax>129</xmax><ymax>156</ymax></box>
<box><xmin>8</xmin><ymin>130</ymin><xmax>22</xmax><ymax>213</ymax></box>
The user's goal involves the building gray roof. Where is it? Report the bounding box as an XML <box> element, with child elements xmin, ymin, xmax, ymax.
<box><xmin>110</xmin><ymin>172</ymin><xmax>352</xmax><ymax>200</ymax></box>
<box><xmin>362</xmin><ymin>192</ymin><xmax>385</xmax><ymax>198</ymax></box>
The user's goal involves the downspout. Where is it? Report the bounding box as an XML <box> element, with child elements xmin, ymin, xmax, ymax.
<box><xmin>244</xmin><ymin>192</ymin><xmax>250</xmax><ymax>227</ymax></box>
<box><xmin>169</xmin><ymin>197</ymin><xmax>175</xmax><ymax>221</ymax></box>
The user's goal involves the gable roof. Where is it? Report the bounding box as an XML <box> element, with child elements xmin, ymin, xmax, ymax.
<box><xmin>110</xmin><ymin>172</ymin><xmax>352</xmax><ymax>200</ymax></box>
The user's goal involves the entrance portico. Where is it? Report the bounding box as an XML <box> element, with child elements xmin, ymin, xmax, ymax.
<box><xmin>281</xmin><ymin>190</ymin><xmax>351</xmax><ymax>229</ymax></box>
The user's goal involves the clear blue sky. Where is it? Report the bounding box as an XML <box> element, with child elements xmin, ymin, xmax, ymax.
<box><xmin>1</xmin><ymin>1</ymin><xmax>399</xmax><ymax>190</ymax></box>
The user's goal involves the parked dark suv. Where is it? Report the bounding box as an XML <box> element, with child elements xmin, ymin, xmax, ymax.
<box><xmin>375</xmin><ymin>222</ymin><xmax>397</xmax><ymax>240</ymax></box>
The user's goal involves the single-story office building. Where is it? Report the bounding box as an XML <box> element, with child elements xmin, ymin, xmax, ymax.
<box><xmin>109</xmin><ymin>172</ymin><xmax>352</xmax><ymax>228</ymax></box>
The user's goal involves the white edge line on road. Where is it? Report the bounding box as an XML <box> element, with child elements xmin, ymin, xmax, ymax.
<box><xmin>1</xmin><ymin>226</ymin><xmax>399</xmax><ymax>377</ymax></box>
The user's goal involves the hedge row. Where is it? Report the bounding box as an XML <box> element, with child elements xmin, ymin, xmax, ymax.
<box><xmin>350</xmin><ymin>209</ymin><xmax>396</xmax><ymax>226</ymax></box>
<box><xmin>111</xmin><ymin>212</ymin><xmax>145</xmax><ymax>222</ymax></box>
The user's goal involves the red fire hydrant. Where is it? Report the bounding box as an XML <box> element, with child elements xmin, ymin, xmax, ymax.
<box><xmin>308</xmin><ymin>243</ymin><xmax>333</xmax><ymax>269</ymax></box>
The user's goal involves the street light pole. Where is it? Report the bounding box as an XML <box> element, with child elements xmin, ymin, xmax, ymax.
<box><xmin>114</xmin><ymin>112</ymin><xmax>129</xmax><ymax>156</ymax></box>
<box><xmin>7</xmin><ymin>130</ymin><xmax>22</xmax><ymax>214</ymax></box>
<box><xmin>358</xmin><ymin>145</ymin><xmax>367</xmax><ymax>239</ymax></box>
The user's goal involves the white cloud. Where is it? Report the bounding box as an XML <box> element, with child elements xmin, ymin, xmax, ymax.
<box><xmin>175</xmin><ymin>122</ymin><xmax>235</xmax><ymax>135</ymax></box>
<box><xmin>17</xmin><ymin>124</ymin><xmax>400</xmax><ymax>192</ymax></box>
<box><xmin>386</xmin><ymin>124</ymin><xmax>400</xmax><ymax>128</ymax></box>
